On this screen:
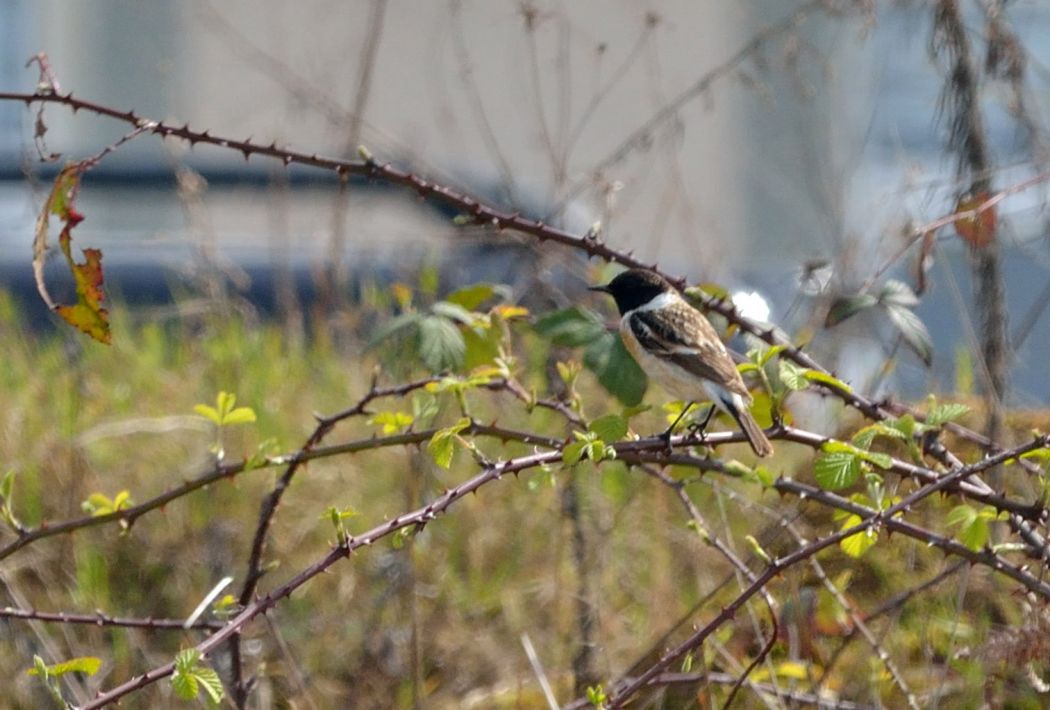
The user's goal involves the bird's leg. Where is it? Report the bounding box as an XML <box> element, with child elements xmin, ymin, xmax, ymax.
<box><xmin>660</xmin><ymin>402</ymin><xmax>694</xmax><ymax>453</ymax></box>
<box><xmin>687</xmin><ymin>404</ymin><xmax>716</xmax><ymax>443</ymax></box>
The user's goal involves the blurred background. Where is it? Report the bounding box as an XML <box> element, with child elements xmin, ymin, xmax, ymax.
<box><xmin>2</xmin><ymin>1</ymin><xmax>1049</xmax><ymax>400</ymax></box>
<box><xmin>4</xmin><ymin>2</ymin><xmax>1050</xmax><ymax>707</ymax></box>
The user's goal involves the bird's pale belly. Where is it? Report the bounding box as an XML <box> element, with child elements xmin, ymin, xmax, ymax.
<box><xmin>618</xmin><ymin>318</ymin><xmax>708</xmax><ymax>400</ymax></box>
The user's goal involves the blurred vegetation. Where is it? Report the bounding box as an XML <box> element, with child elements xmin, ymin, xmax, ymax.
<box><xmin>1</xmin><ymin>276</ymin><xmax>1047</xmax><ymax>709</ymax></box>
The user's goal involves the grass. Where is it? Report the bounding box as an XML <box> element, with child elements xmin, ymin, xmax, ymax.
<box><xmin>0</xmin><ymin>288</ymin><xmax>1046</xmax><ymax>708</ymax></box>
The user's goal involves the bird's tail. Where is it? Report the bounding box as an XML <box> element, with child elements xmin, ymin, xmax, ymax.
<box><xmin>725</xmin><ymin>396</ymin><xmax>774</xmax><ymax>458</ymax></box>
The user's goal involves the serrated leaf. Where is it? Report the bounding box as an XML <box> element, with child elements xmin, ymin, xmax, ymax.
<box><xmin>927</xmin><ymin>402</ymin><xmax>970</xmax><ymax>427</ymax></box>
<box><xmin>814</xmin><ymin>451</ymin><xmax>862</xmax><ymax>490</ymax></box>
<box><xmin>583</xmin><ymin>333</ymin><xmax>647</xmax><ymax>406</ymax></box>
<box><xmin>778</xmin><ymin>360</ymin><xmax>809</xmax><ymax>391</ymax></box>
<box><xmin>26</xmin><ymin>656</ymin><xmax>102</xmax><ymax>677</ymax></box>
<box><xmin>534</xmin><ymin>307</ymin><xmax>607</xmax><ymax>347</ymax></box>
<box><xmin>172</xmin><ymin>671</ymin><xmax>199</xmax><ymax>701</ymax></box>
<box><xmin>412</xmin><ymin>392</ymin><xmax>440</xmax><ymax>428</ymax></box>
<box><xmin>193</xmin><ymin>666</ymin><xmax>224</xmax><ymax>704</ymax></box>
<box><xmin>889</xmin><ymin>413</ymin><xmax>917</xmax><ymax>438</ymax></box>
<box><xmin>947</xmin><ymin>504</ymin><xmax>990</xmax><ymax>551</ymax></box>
<box><xmin>825</xmin><ymin>294</ymin><xmax>878</xmax><ymax>327</ymax></box>
<box><xmin>427</xmin><ymin>418</ymin><xmax>470</xmax><ymax>469</ymax></box>
<box><xmin>885</xmin><ymin>304</ymin><xmax>933</xmax><ymax>366</ymax></box>
<box><xmin>445</xmin><ymin>283</ymin><xmax>498</xmax><ymax>311</ymax></box>
<box><xmin>418</xmin><ymin>315</ymin><xmax>465</xmax><ymax>372</ymax></box>
<box><xmin>589</xmin><ymin>414</ymin><xmax>628</xmax><ymax>443</ymax></box>
<box><xmin>878</xmin><ymin>279</ymin><xmax>919</xmax><ymax>307</ymax></box>
<box><xmin>431</xmin><ymin>300</ymin><xmax>476</xmax><ymax>325</ymax></box>
<box><xmin>365</xmin><ymin>312</ymin><xmax>423</xmax><ymax>351</ymax></box>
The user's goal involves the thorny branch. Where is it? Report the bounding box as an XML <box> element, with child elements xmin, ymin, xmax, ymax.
<box><xmin>1</xmin><ymin>72</ymin><xmax>1049</xmax><ymax>708</ymax></box>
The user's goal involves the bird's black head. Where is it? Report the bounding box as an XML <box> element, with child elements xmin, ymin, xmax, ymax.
<box><xmin>589</xmin><ymin>268</ymin><xmax>673</xmax><ymax>315</ymax></box>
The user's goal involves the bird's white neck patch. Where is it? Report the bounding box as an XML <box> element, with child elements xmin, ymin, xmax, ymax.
<box><xmin>633</xmin><ymin>290</ymin><xmax>679</xmax><ymax>313</ymax></box>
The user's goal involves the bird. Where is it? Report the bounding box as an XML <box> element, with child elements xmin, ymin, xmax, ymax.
<box><xmin>590</xmin><ymin>268</ymin><xmax>774</xmax><ymax>457</ymax></box>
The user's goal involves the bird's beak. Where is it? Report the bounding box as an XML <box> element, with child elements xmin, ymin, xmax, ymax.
<box><xmin>588</xmin><ymin>284</ymin><xmax>611</xmax><ymax>294</ymax></box>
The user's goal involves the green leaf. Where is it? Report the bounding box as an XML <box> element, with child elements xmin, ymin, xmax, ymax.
<box><xmin>26</xmin><ymin>656</ymin><xmax>102</xmax><ymax>677</ymax></box>
<box><xmin>172</xmin><ymin>670</ymin><xmax>199</xmax><ymax>701</ymax></box>
<box><xmin>852</xmin><ymin>423</ymin><xmax>908</xmax><ymax>450</ymax></box>
<box><xmin>194</xmin><ymin>666</ymin><xmax>224</xmax><ymax>704</ymax></box>
<box><xmin>814</xmin><ymin>451</ymin><xmax>862</xmax><ymax>490</ymax></box>
<box><xmin>751</xmin><ymin>465</ymin><xmax>776</xmax><ymax>488</ymax></box>
<box><xmin>0</xmin><ymin>470</ymin><xmax>13</xmax><ymax>501</ymax></box>
<box><xmin>885</xmin><ymin>304</ymin><xmax>933</xmax><ymax>366</ymax></box>
<box><xmin>193</xmin><ymin>404</ymin><xmax>221</xmax><ymax>425</ymax></box>
<box><xmin>445</xmin><ymin>283</ymin><xmax>502</xmax><ymax>310</ymax></box>
<box><xmin>589</xmin><ymin>414</ymin><xmax>628</xmax><ymax>443</ymax></box>
<box><xmin>778</xmin><ymin>360</ymin><xmax>809</xmax><ymax>391</ymax></box>
<box><xmin>583</xmin><ymin>334</ymin><xmax>647</xmax><ymax>406</ymax></box>
<box><xmin>878</xmin><ymin>279</ymin><xmax>920</xmax><ymax>307</ymax></box>
<box><xmin>927</xmin><ymin>402</ymin><xmax>971</xmax><ymax>427</ymax></box>
<box><xmin>757</xmin><ymin>344</ymin><xmax>787</xmax><ymax>366</ymax></box>
<box><xmin>562</xmin><ymin>441</ymin><xmax>587</xmax><ymax>465</ymax></box>
<box><xmin>839</xmin><ymin>514</ymin><xmax>877</xmax><ymax>557</ymax></box>
<box><xmin>112</xmin><ymin>490</ymin><xmax>131</xmax><ymax>511</ymax></box>
<box><xmin>418</xmin><ymin>315</ymin><xmax>465</xmax><ymax>372</ymax></box>
<box><xmin>802</xmin><ymin>369</ymin><xmax>853</xmax><ymax>394</ymax></box>
<box><xmin>221</xmin><ymin>406</ymin><xmax>256</xmax><ymax>425</ymax></box>
<box><xmin>534</xmin><ymin>307</ymin><xmax>607</xmax><ymax>347</ymax></box>
<box><xmin>430</xmin><ymin>300</ymin><xmax>476</xmax><ymax>325</ymax></box>
<box><xmin>365</xmin><ymin>312</ymin><xmax>423</xmax><ymax>351</ymax></box>
<box><xmin>368</xmin><ymin>410</ymin><xmax>414</xmax><ymax>435</ymax></box>
<box><xmin>412</xmin><ymin>392</ymin><xmax>440</xmax><ymax>428</ymax></box>
<box><xmin>825</xmin><ymin>294</ymin><xmax>878</xmax><ymax>327</ymax></box>
<box><xmin>428</xmin><ymin>418</ymin><xmax>471</xmax><ymax>469</ymax></box>
<box><xmin>947</xmin><ymin>504</ymin><xmax>999</xmax><ymax>551</ymax></box>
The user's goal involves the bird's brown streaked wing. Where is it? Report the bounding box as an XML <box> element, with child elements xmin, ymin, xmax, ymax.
<box><xmin>628</xmin><ymin>305</ymin><xmax>750</xmax><ymax>397</ymax></box>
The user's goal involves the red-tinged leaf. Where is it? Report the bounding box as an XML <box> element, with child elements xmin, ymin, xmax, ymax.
<box><xmin>954</xmin><ymin>192</ymin><xmax>996</xmax><ymax>249</ymax></box>
<box><xmin>56</xmin><ymin>231</ymin><xmax>110</xmax><ymax>343</ymax></box>
<box><xmin>32</xmin><ymin>166</ymin><xmax>111</xmax><ymax>344</ymax></box>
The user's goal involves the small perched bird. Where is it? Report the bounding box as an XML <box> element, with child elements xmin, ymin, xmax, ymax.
<box><xmin>590</xmin><ymin>268</ymin><xmax>774</xmax><ymax>457</ymax></box>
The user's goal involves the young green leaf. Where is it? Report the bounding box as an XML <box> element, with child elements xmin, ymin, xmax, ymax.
<box><xmin>368</xmin><ymin>410</ymin><xmax>414</xmax><ymax>435</ymax></box>
<box><xmin>778</xmin><ymin>360</ymin><xmax>809</xmax><ymax>391</ymax></box>
<box><xmin>428</xmin><ymin>418</ymin><xmax>471</xmax><ymax>469</ymax></box>
<box><xmin>814</xmin><ymin>451</ymin><xmax>862</xmax><ymax>490</ymax></box>
<box><xmin>588</xmin><ymin>413</ymin><xmax>628</xmax><ymax>443</ymax></box>
<box><xmin>926</xmin><ymin>402</ymin><xmax>971</xmax><ymax>427</ymax></box>
<box><xmin>26</xmin><ymin>656</ymin><xmax>102</xmax><ymax>677</ymax></box>
<box><xmin>947</xmin><ymin>504</ymin><xmax>1001</xmax><ymax>551</ymax></box>
<box><xmin>802</xmin><ymin>369</ymin><xmax>853</xmax><ymax>394</ymax></box>
<box><xmin>839</xmin><ymin>514</ymin><xmax>877</xmax><ymax>558</ymax></box>
<box><xmin>445</xmin><ymin>283</ymin><xmax>501</xmax><ymax>310</ymax></box>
